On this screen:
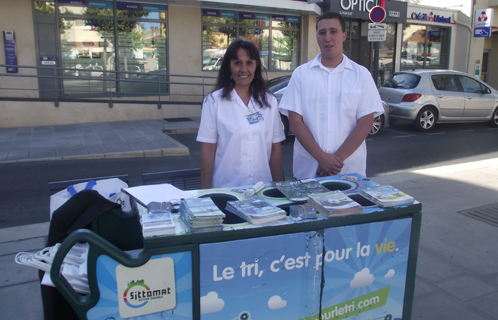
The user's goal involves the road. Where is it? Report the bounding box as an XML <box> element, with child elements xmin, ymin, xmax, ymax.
<box><xmin>0</xmin><ymin>120</ymin><xmax>497</xmax><ymax>228</ymax></box>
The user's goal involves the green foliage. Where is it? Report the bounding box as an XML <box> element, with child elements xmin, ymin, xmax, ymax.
<box><xmin>34</xmin><ymin>1</ymin><xmax>54</xmax><ymax>14</ymax></box>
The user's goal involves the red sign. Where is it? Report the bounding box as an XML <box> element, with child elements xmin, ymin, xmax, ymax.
<box><xmin>370</xmin><ymin>6</ymin><xmax>386</xmax><ymax>23</ymax></box>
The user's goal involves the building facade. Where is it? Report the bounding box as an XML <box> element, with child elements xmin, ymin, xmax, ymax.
<box><xmin>0</xmin><ymin>0</ymin><xmax>496</xmax><ymax>127</ymax></box>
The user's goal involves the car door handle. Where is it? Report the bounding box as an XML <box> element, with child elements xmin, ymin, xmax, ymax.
<box><xmin>436</xmin><ymin>94</ymin><xmax>443</xmax><ymax>98</ymax></box>
<box><xmin>465</xmin><ymin>96</ymin><xmax>472</xmax><ymax>100</ymax></box>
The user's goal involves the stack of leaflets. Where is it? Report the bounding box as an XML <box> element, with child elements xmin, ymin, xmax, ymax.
<box><xmin>273</xmin><ymin>178</ymin><xmax>330</xmax><ymax>201</ymax></box>
<box><xmin>179</xmin><ymin>197</ymin><xmax>225</xmax><ymax>233</ymax></box>
<box><xmin>141</xmin><ymin>202</ymin><xmax>176</xmax><ymax>237</ymax></box>
<box><xmin>358</xmin><ymin>184</ymin><xmax>414</xmax><ymax>208</ymax></box>
<box><xmin>225</xmin><ymin>197</ymin><xmax>286</xmax><ymax>225</ymax></box>
<box><xmin>308</xmin><ymin>190</ymin><xmax>363</xmax><ymax>217</ymax></box>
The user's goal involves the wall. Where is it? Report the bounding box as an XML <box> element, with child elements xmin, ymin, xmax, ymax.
<box><xmin>488</xmin><ymin>33</ymin><xmax>498</xmax><ymax>89</ymax></box>
<box><xmin>0</xmin><ymin>2</ymin><xmax>316</xmax><ymax>127</ymax></box>
<box><xmin>408</xmin><ymin>0</ymin><xmax>473</xmax><ymax>16</ymax></box>
<box><xmin>301</xmin><ymin>14</ymin><xmax>320</xmax><ymax>64</ymax></box>
<box><xmin>0</xmin><ymin>0</ymin><xmax>38</xmax><ymax>98</ymax></box>
<box><xmin>168</xmin><ymin>5</ymin><xmax>211</xmax><ymax>102</ymax></box>
<box><xmin>0</xmin><ymin>100</ymin><xmax>202</xmax><ymax>127</ymax></box>
<box><xmin>452</xmin><ymin>10</ymin><xmax>473</xmax><ymax>73</ymax></box>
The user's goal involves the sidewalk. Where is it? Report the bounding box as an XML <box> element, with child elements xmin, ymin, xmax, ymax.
<box><xmin>0</xmin><ymin>118</ymin><xmax>201</xmax><ymax>163</ymax></box>
<box><xmin>1</xmin><ymin>119</ymin><xmax>498</xmax><ymax>319</ymax></box>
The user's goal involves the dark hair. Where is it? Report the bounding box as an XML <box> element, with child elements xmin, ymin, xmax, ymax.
<box><xmin>214</xmin><ymin>39</ymin><xmax>271</xmax><ymax>108</ymax></box>
<box><xmin>316</xmin><ymin>12</ymin><xmax>346</xmax><ymax>33</ymax></box>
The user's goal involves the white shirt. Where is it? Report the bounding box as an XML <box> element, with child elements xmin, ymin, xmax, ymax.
<box><xmin>279</xmin><ymin>53</ymin><xmax>384</xmax><ymax>179</ymax></box>
<box><xmin>197</xmin><ymin>88</ymin><xmax>285</xmax><ymax>188</ymax></box>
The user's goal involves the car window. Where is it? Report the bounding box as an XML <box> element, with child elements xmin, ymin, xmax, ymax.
<box><xmin>432</xmin><ymin>75</ymin><xmax>459</xmax><ymax>92</ymax></box>
<box><xmin>382</xmin><ymin>73</ymin><xmax>420</xmax><ymax>89</ymax></box>
<box><xmin>459</xmin><ymin>76</ymin><xmax>487</xmax><ymax>93</ymax></box>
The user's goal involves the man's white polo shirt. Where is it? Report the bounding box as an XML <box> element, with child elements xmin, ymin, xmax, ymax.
<box><xmin>279</xmin><ymin>53</ymin><xmax>384</xmax><ymax>178</ymax></box>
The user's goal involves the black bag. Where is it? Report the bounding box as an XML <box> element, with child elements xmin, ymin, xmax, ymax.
<box><xmin>41</xmin><ymin>189</ymin><xmax>143</xmax><ymax>320</ymax></box>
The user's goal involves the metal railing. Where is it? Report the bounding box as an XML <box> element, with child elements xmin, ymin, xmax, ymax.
<box><xmin>0</xmin><ymin>64</ymin><xmax>217</xmax><ymax>108</ymax></box>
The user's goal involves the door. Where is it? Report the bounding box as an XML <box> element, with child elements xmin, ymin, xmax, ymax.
<box><xmin>481</xmin><ymin>51</ymin><xmax>490</xmax><ymax>83</ymax></box>
<box><xmin>430</xmin><ymin>74</ymin><xmax>464</xmax><ymax>117</ymax></box>
<box><xmin>458</xmin><ymin>75</ymin><xmax>495</xmax><ymax>118</ymax></box>
<box><xmin>34</xmin><ymin>14</ymin><xmax>60</xmax><ymax>100</ymax></box>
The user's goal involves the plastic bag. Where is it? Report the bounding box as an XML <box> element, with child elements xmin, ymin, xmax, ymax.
<box><xmin>50</xmin><ymin>178</ymin><xmax>131</xmax><ymax>218</ymax></box>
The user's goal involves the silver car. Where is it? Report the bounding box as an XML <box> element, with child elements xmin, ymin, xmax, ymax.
<box><xmin>379</xmin><ymin>69</ymin><xmax>498</xmax><ymax>131</ymax></box>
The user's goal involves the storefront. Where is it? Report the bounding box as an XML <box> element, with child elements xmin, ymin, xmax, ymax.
<box><xmin>0</xmin><ymin>1</ymin><xmax>483</xmax><ymax>127</ymax></box>
<box><xmin>327</xmin><ymin>0</ymin><xmax>408</xmax><ymax>86</ymax></box>
<box><xmin>403</xmin><ymin>5</ymin><xmax>457</xmax><ymax>71</ymax></box>
<box><xmin>0</xmin><ymin>0</ymin><xmax>321</xmax><ymax>127</ymax></box>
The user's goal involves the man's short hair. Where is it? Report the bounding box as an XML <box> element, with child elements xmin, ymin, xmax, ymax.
<box><xmin>316</xmin><ymin>12</ymin><xmax>346</xmax><ymax>33</ymax></box>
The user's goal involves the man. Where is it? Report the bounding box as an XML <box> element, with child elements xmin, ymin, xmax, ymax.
<box><xmin>279</xmin><ymin>11</ymin><xmax>384</xmax><ymax>179</ymax></box>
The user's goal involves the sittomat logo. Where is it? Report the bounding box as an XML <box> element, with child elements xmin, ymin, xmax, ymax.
<box><xmin>123</xmin><ymin>280</ymin><xmax>151</xmax><ymax>308</ymax></box>
<box><xmin>123</xmin><ymin>279</ymin><xmax>173</xmax><ymax>309</ymax></box>
<box><xmin>478</xmin><ymin>11</ymin><xmax>488</xmax><ymax>22</ymax></box>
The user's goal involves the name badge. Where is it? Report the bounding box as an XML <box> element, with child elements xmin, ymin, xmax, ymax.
<box><xmin>245</xmin><ymin>110</ymin><xmax>264</xmax><ymax>124</ymax></box>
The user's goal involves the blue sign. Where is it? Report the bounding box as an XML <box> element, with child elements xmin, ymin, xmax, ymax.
<box><xmin>3</xmin><ymin>31</ymin><xmax>17</xmax><ymax>73</ymax></box>
<box><xmin>474</xmin><ymin>27</ymin><xmax>491</xmax><ymax>37</ymax></box>
<box><xmin>199</xmin><ymin>218</ymin><xmax>412</xmax><ymax>320</ymax></box>
<box><xmin>239</xmin><ymin>12</ymin><xmax>270</xmax><ymax>22</ymax></box>
<box><xmin>59</xmin><ymin>0</ymin><xmax>114</xmax><ymax>9</ymax></box>
<box><xmin>370</xmin><ymin>6</ymin><xmax>386</xmax><ymax>23</ymax></box>
<box><xmin>202</xmin><ymin>9</ymin><xmax>236</xmax><ymax>19</ymax></box>
<box><xmin>58</xmin><ymin>0</ymin><xmax>87</xmax><ymax>6</ymax></box>
<box><xmin>272</xmin><ymin>15</ymin><xmax>301</xmax><ymax>23</ymax></box>
<box><xmin>88</xmin><ymin>1</ymin><xmax>113</xmax><ymax>9</ymax></box>
<box><xmin>87</xmin><ymin>251</ymin><xmax>193</xmax><ymax>319</ymax></box>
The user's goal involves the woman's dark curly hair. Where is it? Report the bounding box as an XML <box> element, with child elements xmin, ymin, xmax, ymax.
<box><xmin>214</xmin><ymin>39</ymin><xmax>271</xmax><ymax>108</ymax></box>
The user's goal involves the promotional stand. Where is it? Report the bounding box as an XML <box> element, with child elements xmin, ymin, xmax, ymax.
<box><xmin>51</xmin><ymin>174</ymin><xmax>422</xmax><ymax>320</ymax></box>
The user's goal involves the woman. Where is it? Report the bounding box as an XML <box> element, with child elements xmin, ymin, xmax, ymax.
<box><xmin>197</xmin><ymin>39</ymin><xmax>285</xmax><ymax>189</ymax></box>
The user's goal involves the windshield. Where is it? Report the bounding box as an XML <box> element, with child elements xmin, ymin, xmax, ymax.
<box><xmin>382</xmin><ymin>73</ymin><xmax>421</xmax><ymax>89</ymax></box>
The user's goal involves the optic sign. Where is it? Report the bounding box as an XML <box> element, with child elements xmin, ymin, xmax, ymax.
<box><xmin>369</xmin><ymin>6</ymin><xmax>386</xmax><ymax>23</ymax></box>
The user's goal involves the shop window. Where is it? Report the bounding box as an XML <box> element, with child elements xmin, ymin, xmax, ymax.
<box><xmin>378</xmin><ymin>24</ymin><xmax>396</xmax><ymax>86</ymax></box>
<box><xmin>59</xmin><ymin>17</ymin><xmax>116</xmax><ymax>96</ymax></box>
<box><xmin>271</xmin><ymin>17</ymin><xmax>300</xmax><ymax>71</ymax></box>
<box><xmin>402</xmin><ymin>24</ymin><xmax>449</xmax><ymax>70</ymax></box>
<box><xmin>34</xmin><ymin>0</ymin><xmax>55</xmax><ymax>14</ymax></box>
<box><xmin>117</xmin><ymin>20</ymin><xmax>167</xmax><ymax>95</ymax></box>
<box><xmin>202</xmin><ymin>10</ymin><xmax>300</xmax><ymax>72</ymax></box>
<box><xmin>240</xmin><ymin>28</ymin><xmax>270</xmax><ymax>69</ymax></box>
<box><xmin>57</xmin><ymin>0</ymin><xmax>168</xmax><ymax>97</ymax></box>
<box><xmin>59</xmin><ymin>0</ymin><xmax>113</xmax><ymax>16</ymax></box>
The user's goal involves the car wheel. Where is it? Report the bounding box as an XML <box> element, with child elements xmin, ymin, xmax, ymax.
<box><xmin>413</xmin><ymin>106</ymin><xmax>437</xmax><ymax>132</ymax></box>
<box><xmin>369</xmin><ymin>115</ymin><xmax>384</xmax><ymax>136</ymax></box>
<box><xmin>280</xmin><ymin>114</ymin><xmax>290</xmax><ymax>137</ymax></box>
<box><xmin>490</xmin><ymin>107</ymin><xmax>498</xmax><ymax>128</ymax></box>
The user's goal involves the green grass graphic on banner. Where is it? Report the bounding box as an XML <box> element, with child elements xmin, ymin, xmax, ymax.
<box><xmin>300</xmin><ymin>286</ymin><xmax>391</xmax><ymax>320</ymax></box>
